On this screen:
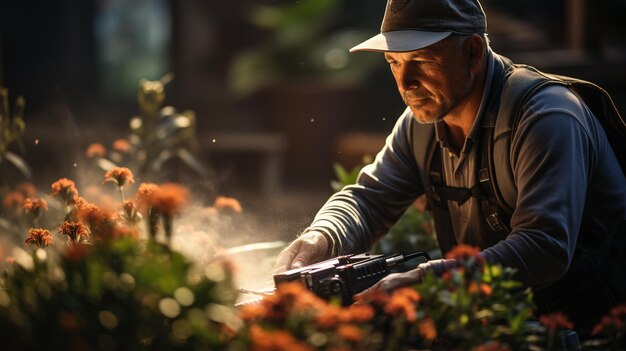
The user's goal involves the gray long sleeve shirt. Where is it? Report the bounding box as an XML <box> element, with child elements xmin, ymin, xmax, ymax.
<box><xmin>306</xmin><ymin>50</ymin><xmax>626</xmax><ymax>288</ymax></box>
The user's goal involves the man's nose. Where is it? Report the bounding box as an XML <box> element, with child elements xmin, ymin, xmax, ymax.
<box><xmin>397</xmin><ymin>66</ymin><xmax>420</xmax><ymax>91</ymax></box>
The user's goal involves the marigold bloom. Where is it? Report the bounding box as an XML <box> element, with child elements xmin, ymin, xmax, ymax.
<box><xmin>76</xmin><ymin>197</ymin><xmax>111</xmax><ymax>226</ymax></box>
<box><xmin>74</xmin><ymin>197</ymin><xmax>115</xmax><ymax>239</ymax></box>
<box><xmin>480</xmin><ymin>283</ymin><xmax>493</xmax><ymax>296</ymax></box>
<box><xmin>150</xmin><ymin>183</ymin><xmax>189</xmax><ymax>216</ymax></box>
<box><xmin>2</xmin><ymin>191</ymin><xmax>24</xmax><ymax>210</ymax></box>
<box><xmin>418</xmin><ymin>317</ymin><xmax>438</xmax><ymax>341</ymax></box>
<box><xmin>239</xmin><ymin>303</ymin><xmax>268</xmax><ymax>321</ymax></box>
<box><xmin>468</xmin><ymin>282</ymin><xmax>492</xmax><ymax>295</ymax></box>
<box><xmin>249</xmin><ymin>324</ymin><xmax>312</xmax><ymax>351</ymax></box>
<box><xmin>445</xmin><ymin>244</ymin><xmax>482</xmax><ymax>260</ymax></box>
<box><xmin>592</xmin><ymin>313</ymin><xmax>625</xmax><ymax>336</ymax></box>
<box><xmin>213</xmin><ymin>196</ymin><xmax>243</xmax><ymax>213</ymax></box>
<box><xmin>136</xmin><ymin>182</ymin><xmax>159</xmax><ymax>212</ymax></box>
<box><xmin>337</xmin><ymin>324</ymin><xmax>363</xmax><ymax>343</ymax></box>
<box><xmin>610</xmin><ymin>304</ymin><xmax>626</xmax><ymax>317</ymax></box>
<box><xmin>384</xmin><ymin>288</ymin><xmax>420</xmax><ymax>322</ymax></box>
<box><xmin>25</xmin><ymin>228</ymin><xmax>53</xmax><ymax>248</ymax></box>
<box><xmin>59</xmin><ymin>221</ymin><xmax>90</xmax><ymax>245</ymax></box>
<box><xmin>112</xmin><ymin>138</ymin><xmax>131</xmax><ymax>153</ymax></box>
<box><xmin>314</xmin><ymin>305</ymin><xmax>343</xmax><ymax>328</ymax></box>
<box><xmin>23</xmin><ymin>198</ymin><xmax>48</xmax><ymax>213</ymax></box>
<box><xmin>346</xmin><ymin>304</ymin><xmax>375</xmax><ymax>323</ymax></box>
<box><xmin>51</xmin><ymin>178</ymin><xmax>78</xmax><ymax>205</ymax></box>
<box><xmin>104</xmin><ymin>167</ymin><xmax>135</xmax><ymax>187</ymax></box>
<box><xmin>539</xmin><ymin>312</ymin><xmax>574</xmax><ymax>333</ymax></box>
<box><xmin>86</xmin><ymin>143</ymin><xmax>107</xmax><ymax>158</ymax></box>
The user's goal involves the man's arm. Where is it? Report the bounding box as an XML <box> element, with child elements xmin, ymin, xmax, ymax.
<box><xmin>481</xmin><ymin>85</ymin><xmax>596</xmax><ymax>288</ymax></box>
<box><xmin>274</xmin><ymin>108</ymin><xmax>426</xmax><ymax>271</ymax></box>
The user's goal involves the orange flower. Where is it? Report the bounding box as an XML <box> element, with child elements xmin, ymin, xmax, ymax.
<box><xmin>25</xmin><ymin>228</ymin><xmax>53</xmax><ymax>248</ymax></box>
<box><xmin>249</xmin><ymin>324</ymin><xmax>312</xmax><ymax>351</ymax></box>
<box><xmin>112</xmin><ymin>139</ymin><xmax>131</xmax><ymax>153</ymax></box>
<box><xmin>384</xmin><ymin>288</ymin><xmax>420</xmax><ymax>322</ymax></box>
<box><xmin>150</xmin><ymin>183</ymin><xmax>189</xmax><ymax>216</ymax></box>
<box><xmin>610</xmin><ymin>304</ymin><xmax>626</xmax><ymax>317</ymax></box>
<box><xmin>213</xmin><ymin>196</ymin><xmax>243</xmax><ymax>213</ymax></box>
<box><xmin>471</xmin><ymin>341</ymin><xmax>512</xmax><ymax>351</ymax></box>
<box><xmin>239</xmin><ymin>303</ymin><xmax>269</xmax><ymax>321</ymax></box>
<box><xmin>480</xmin><ymin>283</ymin><xmax>493</xmax><ymax>296</ymax></box>
<box><xmin>16</xmin><ymin>181</ymin><xmax>37</xmax><ymax>197</ymax></box>
<box><xmin>418</xmin><ymin>317</ymin><xmax>437</xmax><ymax>341</ymax></box>
<box><xmin>345</xmin><ymin>304</ymin><xmax>375</xmax><ymax>323</ymax></box>
<box><xmin>59</xmin><ymin>221</ymin><xmax>90</xmax><ymax>245</ymax></box>
<box><xmin>337</xmin><ymin>324</ymin><xmax>363</xmax><ymax>343</ymax></box>
<box><xmin>86</xmin><ymin>143</ymin><xmax>106</xmax><ymax>158</ymax></box>
<box><xmin>74</xmin><ymin>198</ymin><xmax>116</xmax><ymax>239</ymax></box>
<box><xmin>592</xmin><ymin>305</ymin><xmax>626</xmax><ymax>336</ymax></box>
<box><xmin>104</xmin><ymin>167</ymin><xmax>135</xmax><ymax>188</ymax></box>
<box><xmin>23</xmin><ymin>198</ymin><xmax>48</xmax><ymax>213</ymax></box>
<box><xmin>51</xmin><ymin>178</ymin><xmax>78</xmax><ymax>205</ymax></box>
<box><xmin>445</xmin><ymin>244</ymin><xmax>482</xmax><ymax>260</ymax></box>
<box><xmin>2</xmin><ymin>191</ymin><xmax>24</xmax><ymax>210</ymax></box>
<box><xmin>136</xmin><ymin>182</ymin><xmax>159</xmax><ymax>212</ymax></box>
<box><xmin>539</xmin><ymin>312</ymin><xmax>574</xmax><ymax>333</ymax></box>
<box><xmin>314</xmin><ymin>305</ymin><xmax>343</xmax><ymax>328</ymax></box>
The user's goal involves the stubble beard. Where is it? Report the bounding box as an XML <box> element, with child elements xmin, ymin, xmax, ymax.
<box><xmin>405</xmin><ymin>69</ymin><xmax>474</xmax><ymax>125</ymax></box>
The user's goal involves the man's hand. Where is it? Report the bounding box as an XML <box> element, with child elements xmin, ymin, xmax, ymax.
<box><xmin>355</xmin><ymin>266</ymin><xmax>425</xmax><ymax>299</ymax></box>
<box><xmin>354</xmin><ymin>259</ymin><xmax>453</xmax><ymax>300</ymax></box>
<box><xmin>272</xmin><ymin>232</ymin><xmax>330</xmax><ymax>274</ymax></box>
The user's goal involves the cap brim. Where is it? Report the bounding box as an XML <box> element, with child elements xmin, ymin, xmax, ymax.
<box><xmin>349</xmin><ymin>30</ymin><xmax>452</xmax><ymax>53</ymax></box>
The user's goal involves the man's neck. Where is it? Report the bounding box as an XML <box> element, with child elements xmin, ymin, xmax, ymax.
<box><xmin>443</xmin><ymin>69</ymin><xmax>487</xmax><ymax>152</ymax></box>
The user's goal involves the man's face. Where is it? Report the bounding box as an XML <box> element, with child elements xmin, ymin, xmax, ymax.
<box><xmin>384</xmin><ymin>37</ymin><xmax>473</xmax><ymax>124</ymax></box>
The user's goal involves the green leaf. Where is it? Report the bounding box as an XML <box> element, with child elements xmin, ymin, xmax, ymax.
<box><xmin>333</xmin><ymin>162</ymin><xmax>350</xmax><ymax>183</ymax></box>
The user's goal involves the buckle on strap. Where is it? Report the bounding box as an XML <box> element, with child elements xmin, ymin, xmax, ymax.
<box><xmin>484</xmin><ymin>205</ymin><xmax>510</xmax><ymax>233</ymax></box>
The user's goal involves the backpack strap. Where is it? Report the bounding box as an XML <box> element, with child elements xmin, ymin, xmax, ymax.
<box><xmin>412</xmin><ymin>121</ymin><xmax>458</xmax><ymax>255</ymax></box>
<box><xmin>490</xmin><ymin>65</ymin><xmax>626</xmax><ymax>212</ymax></box>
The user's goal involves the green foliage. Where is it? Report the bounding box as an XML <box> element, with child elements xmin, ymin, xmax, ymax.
<box><xmin>330</xmin><ymin>155</ymin><xmax>372</xmax><ymax>192</ymax></box>
<box><xmin>410</xmin><ymin>258</ymin><xmax>536</xmax><ymax>350</ymax></box>
<box><xmin>0</xmin><ymin>238</ymin><xmax>237</xmax><ymax>350</ymax></box>
<box><xmin>0</xmin><ymin>87</ymin><xmax>31</xmax><ymax>186</ymax></box>
<box><xmin>89</xmin><ymin>76</ymin><xmax>211</xmax><ymax>186</ymax></box>
<box><xmin>228</xmin><ymin>0</ymin><xmax>380</xmax><ymax>98</ymax></box>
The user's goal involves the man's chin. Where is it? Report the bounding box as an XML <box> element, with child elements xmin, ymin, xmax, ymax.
<box><xmin>410</xmin><ymin>108</ymin><xmax>443</xmax><ymax>124</ymax></box>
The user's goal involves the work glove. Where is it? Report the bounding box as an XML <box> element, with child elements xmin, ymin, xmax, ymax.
<box><xmin>272</xmin><ymin>231</ymin><xmax>330</xmax><ymax>274</ymax></box>
<box><xmin>354</xmin><ymin>258</ymin><xmax>455</xmax><ymax>299</ymax></box>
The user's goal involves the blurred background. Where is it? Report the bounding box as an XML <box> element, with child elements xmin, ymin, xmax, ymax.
<box><xmin>1</xmin><ymin>0</ymin><xmax>626</xmax><ymax>243</ymax></box>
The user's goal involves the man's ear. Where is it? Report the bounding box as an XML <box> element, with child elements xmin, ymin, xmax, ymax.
<box><xmin>465</xmin><ymin>34</ymin><xmax>486</xmax><ymax>75</ymax></box>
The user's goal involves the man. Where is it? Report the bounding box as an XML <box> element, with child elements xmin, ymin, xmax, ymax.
<box><xmin>274</xmin><ymin>0</ymin><xmax>626</xmax><ymax>332</ymax></box>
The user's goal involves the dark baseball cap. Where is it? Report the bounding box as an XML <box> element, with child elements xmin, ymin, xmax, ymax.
<box><xmin>350</xmin><ymin>0</ymin><xmax>487</xmax><ymax>53</ymax></box>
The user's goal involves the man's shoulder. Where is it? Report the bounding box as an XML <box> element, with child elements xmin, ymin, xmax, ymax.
<box><xmin>519</xmin><ymin>83</ymin><xmax>591</xmax><ymax>126</ymax></box>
